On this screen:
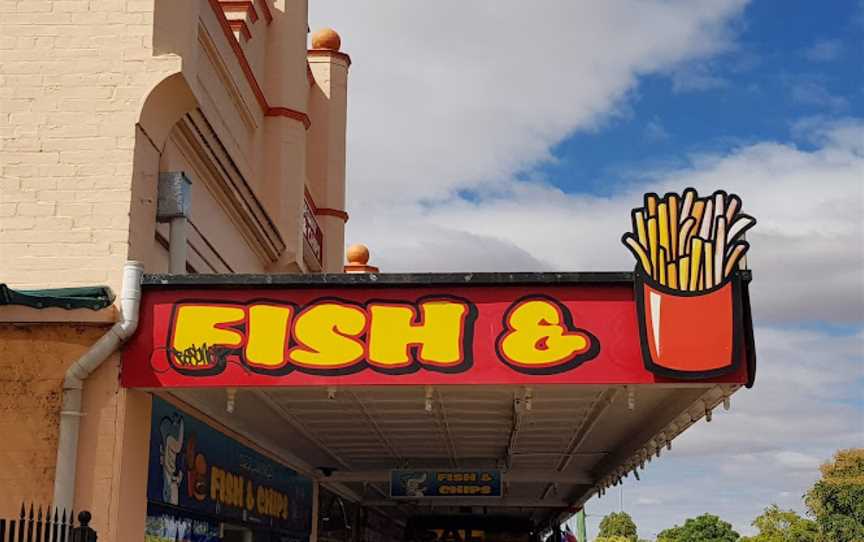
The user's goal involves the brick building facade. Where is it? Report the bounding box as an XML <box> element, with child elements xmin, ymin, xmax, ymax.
<box><xmin>0</xmin><ymin>1</ymin><xmax>351</xmax><ymax>539</ymax></box>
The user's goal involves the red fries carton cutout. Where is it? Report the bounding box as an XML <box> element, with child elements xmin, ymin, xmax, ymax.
<box><xmin>622</xmin><ymin>188</ymin><xmax>756</xmax><ymax>379</ymax></box>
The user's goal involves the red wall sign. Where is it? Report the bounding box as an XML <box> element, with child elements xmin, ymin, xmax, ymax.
<box><xmin>121</xmin><ymin>279</ymin><xmax>752</xmax><ymax>388</ymax></box>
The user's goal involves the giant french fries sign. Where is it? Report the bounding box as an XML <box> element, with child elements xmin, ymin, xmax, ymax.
<box><xmin>121</xmin><ymin>188</ymin><xmax>756</xmax><ymax>388</ymax></box>
<box><xmin>622</xmin><ymin>187</ymin><xmax>756</xmax><ymax>379</ymax></box>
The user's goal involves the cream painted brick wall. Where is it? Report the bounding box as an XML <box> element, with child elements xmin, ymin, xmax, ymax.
<box><xmin>0</xmin><ymin>0</ymin><xmax>180</xmax><ymax>290</ymax></box>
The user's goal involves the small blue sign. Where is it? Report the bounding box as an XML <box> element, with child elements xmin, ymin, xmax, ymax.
<box><xmin>390</xmin><ymin>470</ymin><xmax>502</xmax><ymax>498</ymax></box>
<box><xmin>147</xmin><ymin>397</ymin><xmax>312</xmax><ymax>536</ymax></box>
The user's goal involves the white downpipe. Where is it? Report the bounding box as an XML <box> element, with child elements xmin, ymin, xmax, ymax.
<box><xmin>52</xmin><ymin>261</ymin><xmax>145</xmax><ymax>512</ymax></box>
<box><xmin>168</xmin><ymin>216</ymin><xmax>187</xmax><ymax>274</ymax></box>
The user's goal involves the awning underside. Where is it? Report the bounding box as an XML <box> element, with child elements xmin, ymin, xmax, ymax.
<box><xmin>169</xmin><ymin>383</ymin><xmax>737</xmax><ymax>526</ymax></box>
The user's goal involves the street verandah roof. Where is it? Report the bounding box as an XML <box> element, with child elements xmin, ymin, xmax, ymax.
<box><xmin>129</xmin><ymin>270</ymin><xmax>756</xmax><ymax>528</ymax></box>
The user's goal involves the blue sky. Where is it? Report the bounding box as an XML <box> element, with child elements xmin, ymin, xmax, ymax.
<box><xmin>311</xmin><ymin>1</ymin><xmax>863</xmax><ymax>538</ymax></box>
<box><xmin>535</xmin><ymin>1</ymin><xmax>864</xmax><ymax>197</ymax></box>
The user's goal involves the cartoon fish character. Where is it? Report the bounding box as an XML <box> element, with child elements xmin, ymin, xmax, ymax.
<box><xmin>159</xmin><ymin>413</ymin><xmax>184</xmax><ymax>505</ymax></box>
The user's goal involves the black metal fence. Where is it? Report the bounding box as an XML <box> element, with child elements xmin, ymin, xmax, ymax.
<box><xmin>0</xmin><ymin>505</ymin><xmax>96</xmax><ymax>542</ymax></box>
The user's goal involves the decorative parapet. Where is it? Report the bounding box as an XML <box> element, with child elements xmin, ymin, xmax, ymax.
<box><xmin>205</xmin><ymin>0</ymin><xmax>311</xmax><ymax>129</ymax></box>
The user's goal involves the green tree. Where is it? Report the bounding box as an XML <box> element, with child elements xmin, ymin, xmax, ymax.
<box><xmin>595</xmin><ymin>537</ymin><xmax>631</xmax><ymax>542</ymax></box>
<box><xmin>597</xmin><ymin>512</ymin><xmax>638</xmax><ymax>541</ymax></box>
<box><xmin>657</xmin><ymin>514</ymin><xmax>739</xmax><ymax>542</ymax></box>
<box><xmin>805</xmin><ymin>448</ymin><xmax>864</xmax><ymax>542</ymax></box>
<box><xmin>741</xmin><ymin>505</ymin><xmax>818</xmax><ymax>542</ymax></box>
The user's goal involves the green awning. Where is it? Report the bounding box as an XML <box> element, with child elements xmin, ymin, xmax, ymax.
<box><xmin>0</xmin><ymin>284</ymin><xmax>115</xmax><ymax>310</ymax></box>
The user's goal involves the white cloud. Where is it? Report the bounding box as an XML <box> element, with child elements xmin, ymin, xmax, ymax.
<box><xmin>311</xmin><ymin>0</ymin><xmax>747</xmax><ymax>205</ymax></box>
<box><xmin>359</xmin><ymin>221</ymin><xmax>548</xmax><ymax>273</ymax></box>
<box><xmin>803</xmin><ymin>39</ymin><xmax>844</xmax><ymax>62</ymax></box>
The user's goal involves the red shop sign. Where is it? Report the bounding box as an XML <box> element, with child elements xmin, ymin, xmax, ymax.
<box><xmin>120</xmin><ymin>274</ymin><xmax>754</xmax><ymax>389</ymax></box>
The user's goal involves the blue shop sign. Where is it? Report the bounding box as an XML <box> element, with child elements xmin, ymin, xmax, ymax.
<box><xmin>147</xmin><ymin>397</ymin><xmax>312</xmax><ymax>535</ymax></box>
<box><xmin>390</xmin><ymin>470</ymin><xmax>502</xmax><ymax>498</ymax></box>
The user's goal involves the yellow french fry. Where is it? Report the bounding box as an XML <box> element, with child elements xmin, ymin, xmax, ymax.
<box><xmin>668</xmin><ymin>194</ymin><xmax>679</xmax><ymax>258</ymax></box>
<box><xmin>691</xmin><ymin>200</ymin><xmax>706</xmax><ymax>230</ymax></box>
<box><xmin>679</xmin><ymin>256</ymin><xmax>690</xmax><ymax>290</ymax></box>
<box><xmin>678</xmin><ymin>218</ymin><xmax>696</xmax><ymax>256</ymax></box>
<box><xmin>658</xmin><ymin>202</ymin><xmax>670</xmax><ymax>256</ymax></box>
<box><xmin>667</xmin><ymin>261</ymin><xmax>678</xmax><ymax>289</ymax></box>
<box><xmin>623</xmin><ymin>235</ymin><xmax>652</xmax><ymax>276</ymax></box>
<box><xmin>633</xmin><ymin>210</ymin><xmax>648</xmax><ymax>251</ymax></box>
<box><xmin>658</xmin><ymin>247</ymin><xmax>667</xmax><ymax>286</ymax></box>
<box><xmin>647</xmin><ymin>217</ymin><xmax>659</xmax><ymax>280</ymax></box>
<box><xmin>724</xmin><ymin>244</ymin><xmax>747</xmax><ymax>278</ymax></box>
<box><xmin>704</xmin><ymin>240</ymin><xmax>714</xmax><ymax>289</ymax></box>
<box><xmin>690</xmin><ymin>238</ymin><xmax>703</xmax><ymax>291</ymax></box>
<box><xmin>646</xmin><ymin>194</ymin><xmax>658</xmax><ymax>218</ymax></box>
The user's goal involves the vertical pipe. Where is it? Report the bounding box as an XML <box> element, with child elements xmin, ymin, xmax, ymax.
<box><xmin>157</xmin><ymin>172</ymin><xmax>191</xmax><ymax>274</ymax></box>
<box><xmin>168</xmin><ymin>216</ymin><xmax>187</xmax><ymax>274</ymax></box>
<box><xmin>53</xmin><ymin>261</ymin><xmax>144</xmax><ymax>512</ymax></box>
<box><xmin>53</xmin><ymin>387</ymin><xmax>83</xmax><ymax>514</ymax></box>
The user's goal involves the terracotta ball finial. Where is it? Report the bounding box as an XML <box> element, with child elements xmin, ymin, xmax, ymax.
<box><xmin>311</xmin><ymin>28</ymin><xmax>341</xmax><ymax>51</ymax></box>
<box><xmin>346</xmin><ymin>243</ymin><xmax>370</xmax><ymax>265</ymax></box>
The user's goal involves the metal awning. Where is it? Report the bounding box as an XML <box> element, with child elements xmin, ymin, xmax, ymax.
<box><xmin>127</xmin><ymin>271</ymin><xmax>755</xmax><ymax>529</ymax></box>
